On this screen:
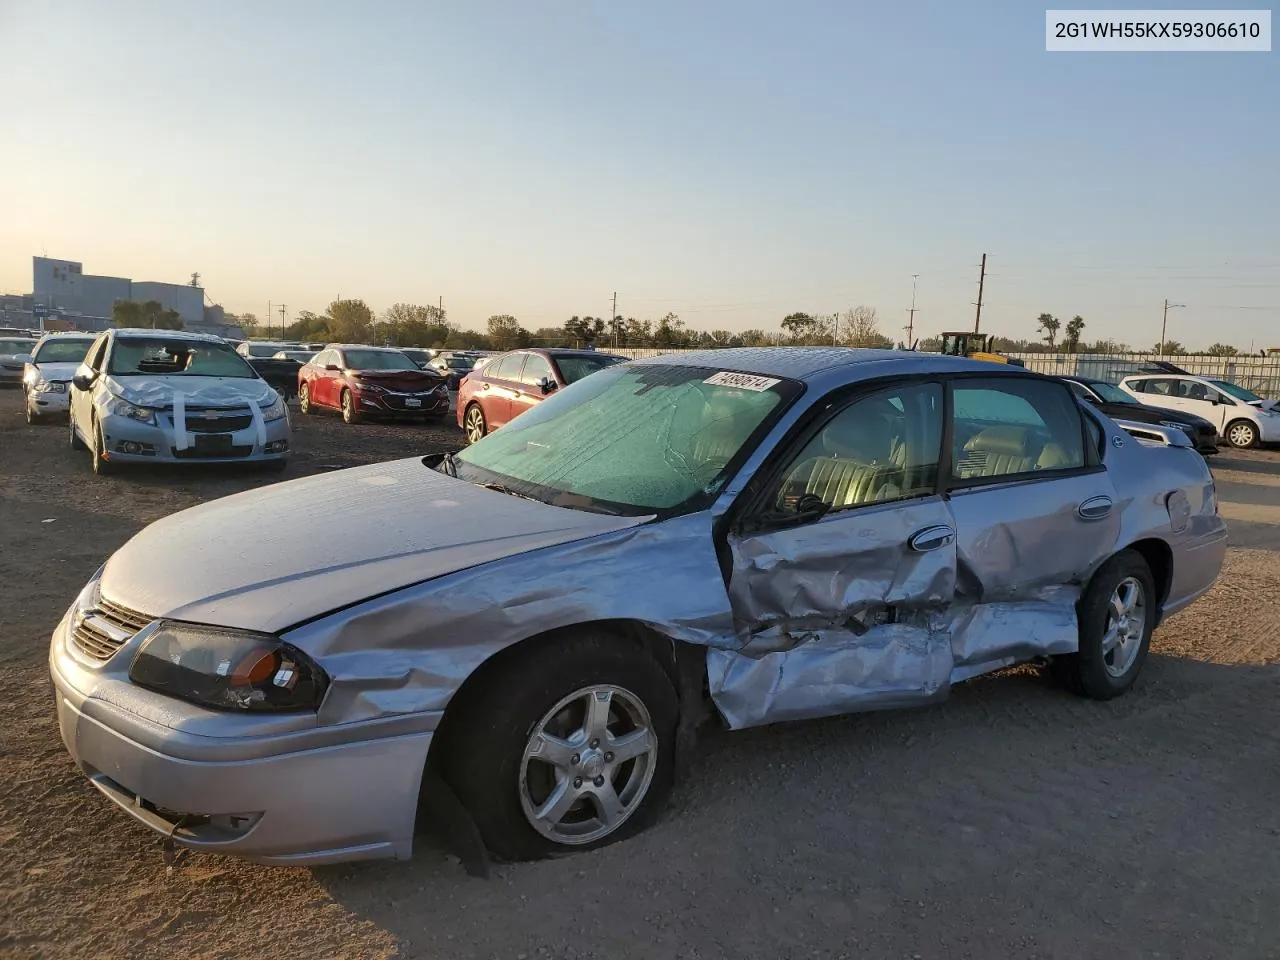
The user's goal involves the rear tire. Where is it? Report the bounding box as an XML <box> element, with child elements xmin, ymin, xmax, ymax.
<box><xmin>436</xmin><ymin>631</ymin><xmax>678</xmax><ymax>861</ymax></box>
<box><xmin>298</xmin><ymin>382</ymin><xmax>315</xmax><ymax>415</ymax></box>
<box><xmin>464</xmin><ymin>403</ymin><xmax>487</xmax><ymax>444</ymax></box>
<box><xmin>1226</xmin><ymin>419</ymin><xmax>1258</xmax><ymax>449</ymax></box>
<box><xmin>1054</xmin><ymin>549</ymin><xmax>1155</xmax><ymax>700</ymax></box>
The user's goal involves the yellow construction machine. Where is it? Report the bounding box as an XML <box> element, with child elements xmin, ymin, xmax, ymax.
<box><xmin>938</xmin><ymin>332</ymin><xmax>1024</xmax><ymax>367</ymax></box>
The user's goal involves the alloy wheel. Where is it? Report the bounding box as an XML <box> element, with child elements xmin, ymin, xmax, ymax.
<box><xmin>518</xmin><ymin>684</ymin><xmax>657</xmax><ymax>846</ymax></box>
<box><xmin>465</xmin><ymin>406</ymin><xmax>486</xmax><ymax>443</ymax></box>
<box><xmin>1101</xmin><ymin>576</ymin><xmax>1146</xmax><ymax>678</ymax></box>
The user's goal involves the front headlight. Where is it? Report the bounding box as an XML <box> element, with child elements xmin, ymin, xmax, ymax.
<box><xmin>1160</xmin><ymin>420</ymin><xmax>1196</xmax><ymax>436</ymax></box>
<box><xmin>129</xmin><ymin>622</ymin><xmax>328</xmax><ymax>712</ymax></box>
<box><xmin>104</xmin><ymin>394</ymin><xmax>156</xmax><ymax>424</ymax></box>
<box><xmin>261</xmin><ymin>395</ymin><xmax>287</xmax><ymax>421</ymax></box>
<box><xmin>355</xmin><ymin>381</ymin><xmax>386</xmax><ymax>394</ymax></box>
<box><xmin>37</xmin><ymin>380</ymin><xmax>68</xmax><ymax>394</ymax></box>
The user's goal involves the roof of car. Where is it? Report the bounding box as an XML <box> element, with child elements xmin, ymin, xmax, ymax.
<box><xmin>627</xmin><ymin>347</ymin><xmax>1009</xmax><ymax>382</ymax></box>
<box><xmin>36</xmin><ymin>332</ymin><xmax>96</xmax><ymax>339</ymax></box>
<box><xmin>111</xmin><ymin>328</ymin><xmax>226</xmax><ymax>343</ymax></box>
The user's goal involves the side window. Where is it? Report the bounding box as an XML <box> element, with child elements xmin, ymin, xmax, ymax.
<box><xmin>519</xmin><ymin>354</ymin><xmax>554</xmax><ymax>387</ymax></box>
<box><xmin>85</xmin><ymin>335</ymin><xmax>109</xmax><ymax>371</ymax></box>
<box><xmin>769</xmin><ymin>382</ymin><xmax>943</xmax><ymax>515</ymax></box>
<box><xmin>1145</xmin><ymin>378</ymin><xmax>1177</xmax><ymax>396</ymax></box>
<box><xmin>1124</xmin><ymin>379</ymin><xmax>1145</xmax><ymax>394</ymax></box>
<box><xmin>491</xmin><ymin>354</ymin><xmax>526</xmax><ymax>381</ymax></box>
<box><xmin>1213</xmin><ymin>390</ymin><xmax>1236</xmax><ymax>406</ymax></box>
<box><xmin>1178</xmin><ymin>379</ymin><xmax>1209</xmax><ymax>401</ymax></box>
<box><xmin>950</xmin><ymin>378</ymin><xmax>1085</xmax><ymax>483</ymax></box>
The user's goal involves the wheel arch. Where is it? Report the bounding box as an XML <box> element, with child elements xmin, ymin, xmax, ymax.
<box><xmin>424</xmin><ymin>618</ymin><xmax>708</xmax><ymax>779</ymax></box>
<box><xmin>1117</xmin><ymin>537</ymin><xmax>1173</xmax><ymax>620</ymax></box>
<box><xmin>1225</xmin><ymin>417</ymin><xmax>1257</xmax><ymax>444</ymax></box>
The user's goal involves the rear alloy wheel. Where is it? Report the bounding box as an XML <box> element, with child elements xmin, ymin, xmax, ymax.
<box><xmin>298</xmin><ymin>382</ymin><xmax>314</xmax><ymax>415</ymax></box>
<box><xmin>1226</xmin><ymin>420</ymin><xmax>1258</xmax><ymax>449</ymax></box>
<box><xmin>437</xmin><ymin>632</ymin><xmax>677</xmax><ymax>861</ymax></box>
<box><xmin>341</xmin><ymin>389</ymin><xmax>362</xmax><ymax>424</ymax></box>
<box><xmin>1054</xmin><ymin>549</ymin><xmax>1155</xmax><ymax>699</ymax></box>
<box><xmin>464</xmin><ymin>404</ymin><xmax>487</xmax><ymax>443</ymax></box>
<box><xmin>91</xmin><ymin>419</ymin><xmax>113</xmax><ymax>476</ymax></box>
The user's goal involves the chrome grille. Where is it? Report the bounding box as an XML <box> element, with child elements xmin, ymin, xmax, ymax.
<box><xmin>70</xmin><ymin>597</ymin><xmax>154</xmax><ymax>662</ymax></box>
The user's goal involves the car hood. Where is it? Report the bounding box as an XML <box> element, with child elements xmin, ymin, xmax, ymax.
<box><xmin>98</xmin><ymin>458</ymin><xmax>644</xmax><ymax>633</ymax></box>
<box><xmin>103</xmin><ymin>374</ymin><xmax>277</xmax><ymax>408</ymax></box>
<box><xmin>1247</xmin><ymin>399</ymin><xmax>1278</xmax><ymax>411</ymax></box>
<box><xmin>349</xmin><ymin>369</ymin><xmax>445</xmax><ymax>391</ymax></box>
<box><xmin>30</xmin><ymin>361</ymin><xmax>81</xmax><ymax>381</ymax></box>
<box><xmin>0</xmin><ymin>352</ymin><xmax>31</xmax><ymax>364</ymax></box>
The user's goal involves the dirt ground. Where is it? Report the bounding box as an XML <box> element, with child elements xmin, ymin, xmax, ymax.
<box><xmin>2</xmin><ymin>394</ymin><xmax>1279</xmax><ymax>960</ymax></box>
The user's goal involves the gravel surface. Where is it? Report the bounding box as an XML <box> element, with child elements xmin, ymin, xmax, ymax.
<box><xmin>3</xmin><ymin>395</ymin><xmax>1279</xmax><ymax>960</ymax></box>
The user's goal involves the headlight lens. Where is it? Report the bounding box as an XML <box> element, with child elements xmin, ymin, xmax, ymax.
<box><xmin>355</xmin><ymin>380</ymin><xmax>386</xmax><ymax>393</ymax></box>
<box><xmin>1160</xmin><ymin>420</ymin><xmax>1195</xmax><ymax>435</ymax></box>
<box><xmin>129</xmin><ymin>622</ymin><xmax>328</xmax><ymax>712</ymax></box>
<box><xmin>104</xmin><ymin>394</ymin><xmax>155</xmax><ymax>424</ymax></box>
<box><xmin>261</xmin><ymin>395</ymin><xmax>287</xmax><ymax>421</ymax></box>
<box><xmin>37</xmin><ymin>380</ymin><xmax>68</xmax><ymax>394</ymax></box>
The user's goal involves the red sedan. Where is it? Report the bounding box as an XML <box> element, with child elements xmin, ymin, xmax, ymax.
<box><xmin>298</xmin><ymin>345</ymin><xmax>450</xmax><ymax>424</ymax></box>
<box><xmin>456</xmin><ymin>348</ymin><xmax>623</xmax><ymax>442</ymax></box>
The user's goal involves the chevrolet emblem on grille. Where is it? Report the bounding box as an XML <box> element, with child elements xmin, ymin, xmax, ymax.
<box><xmin>201</xmin><ymin>410</ymin><xmax>219</xmax><ymax>420</ymax></box>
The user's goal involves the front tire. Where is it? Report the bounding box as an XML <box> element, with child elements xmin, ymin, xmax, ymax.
<box><xmin>340</xmin><ymin>389</ymin><xmax>362</xmax><ymax>424</ymax></box>
<box><xmin>464</xmin><ymin>403</ymin><xmax>487</xmax><ymax>444</ymax></box>
<box><xmin>436</xmin><ymin>632</ymin><xmax>678</xmax><ymax>861</ymax></box>
<box><xmin>91</xmin><ymin>419</ymin><xmax>113</xmax><ymax>476</ymax></box>
<box><xmin>1226</xmin><ymin>419</ymin><xmax>1258</xmax><ymax>449</ymax></box>
<box><xmin>1056</xmin><ymin>549</ymin><xmax>1155</xmax><ymax>700</ymax></box>
<box><xmin>68</xmin><ymin>412</ymin><xmax>86</xmax><ymax>450</ymax></box>
<box><xmin>25</xmin><ymin>394</ymin><xmax>41</xmax><ymax>425</ymax></box>
<box><xmin>298</xmin><ymin>382</ymin><xmax>315</xmax><ymax>415</ymax></box>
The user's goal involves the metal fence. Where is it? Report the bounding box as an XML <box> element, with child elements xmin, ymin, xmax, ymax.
<box><xmin>1007</xmin><ymin>352</ymin><xmax>1280</xmax><ymax>396</ymax></box>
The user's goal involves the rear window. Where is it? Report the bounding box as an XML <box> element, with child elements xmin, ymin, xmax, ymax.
<box><xmin>556</xmin><ymin>355</ymin><xmax>618</xmax><ymax>384</ymax></box>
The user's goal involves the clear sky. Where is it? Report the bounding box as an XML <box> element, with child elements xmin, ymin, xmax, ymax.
<box><xmin>1</xmin><ymin>0</ymin><xmax>1276</xmax><ymax>348</ymax></box>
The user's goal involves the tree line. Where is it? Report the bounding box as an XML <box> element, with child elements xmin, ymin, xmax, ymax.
<box><xmin>230</xmin><ymin>300</ymin><xmax>1252</xmax><ymax>357</ymax></box>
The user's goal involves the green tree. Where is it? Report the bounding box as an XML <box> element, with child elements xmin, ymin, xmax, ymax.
<box><xmin>653</xmin><ymin>312</ymin><xmax>687</xmax><ymax>347</ymax></box>
<box><xmin>1036</xmin><ymin>312</ymin><xmax>1061</xmax><ymax>348</ymax></box>
<box><xmin>1205</xmin><ymin>342</ymin><xmax>1239</xmax><ymax>356</ymax></box>
<box><xmin>564</xmin><ymin>315</ymin><xmax>606</xmax><ymax>345</ymax></box>
<box><xmin>623</xmin><ymin>317</ymin><xmax>651</xmax><ymax>344</ymax></box>
<box><xmin>487</xmin><ymin>314</ymin><xmax>528</xmax><ymax>349</ymax></box>
<box><xmin>781</xmin><ymin>312</ymin><xmax>816</xmax><ymax>341</ymax></box>
<box><xmin>1153</xmin><ymin>339</ymin><xmax>1186</xmax><ymax>355</ymax></box>
<box><xmin>324</xmin><ymin>299</ymin><xmax>374</xmax><ymax>343</ymax></box>
<box><xmin>839</xmin><ymin>305</ymin><xmax>893</xmax><ymax>348</ymax></box>
<box><xmin>1064</xmin><ymin>315</ymin><xmax>1086</xmax><ymax>353</ymax></box>
<box><xmin>377</xmin><ymin>302</ymin><xmax>451</xmax><ymax>347</ymax></box>
<box><xmin>285</xmin><ymin>310</ymin><xmax>330</xmax><ymax>341</ymax></box>
<box><xmin>113</xmin><ymin>299</ymin><xmax>182</xmax><ymax>330</ymax></box>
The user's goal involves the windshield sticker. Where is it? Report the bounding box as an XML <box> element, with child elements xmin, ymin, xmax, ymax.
<box><xmin>703</xmin><ymin>371</ymin><xmax>780</xmax><ymax>392</ymax></box>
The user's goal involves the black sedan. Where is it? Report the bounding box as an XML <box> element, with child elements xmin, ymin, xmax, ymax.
<box><xmin>1062</xmin><ymin>376</ymin><xmax>1218</xmax><ymax>455</ymax></box>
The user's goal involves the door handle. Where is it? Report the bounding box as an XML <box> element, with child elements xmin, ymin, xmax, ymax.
<box><xmin>1077</xmin><ymin>495</ymin><xmax>1113</xmax><ymax>520</ymax></box>
<box><xmin>908</xmin><ymin>524</ymin><xmax>955</xmax><ymax>552</ymax></box>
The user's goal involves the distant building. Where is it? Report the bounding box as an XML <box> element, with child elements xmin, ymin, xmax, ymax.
<box><xmin>29</xmin><ymin>256</ymin><xmax>243</xmax><ymax>338</ymax></box>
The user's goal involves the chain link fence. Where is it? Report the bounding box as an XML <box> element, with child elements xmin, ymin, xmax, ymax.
<box><xmin>1007</xmin><ymin>352</ymin><xmax>1280</xmax><ymax>396</ymax></box>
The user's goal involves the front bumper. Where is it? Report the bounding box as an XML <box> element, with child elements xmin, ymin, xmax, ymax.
<box><xmin>49</xmin><ymin>609</ymin><xmax>435</xmax><ymax>865</ymax></box>
<box><xmin>1256</xmin><ymin>416</ymin><xmax>1280</xmax><ymax>443</ymax></box>
<box><xmin>98</xmin><ymin>410</ymin><xmax>292</xmax><ymax>464</ymax></box>
<box><xmin>29</xmin><ymin>386</ymin><xmax>71</xmax><ymax>414</ymax></box>
<box><xmin>355</xmin><ymin>388</ymin><xmax>450</xmax><ymax>418</ymax></box>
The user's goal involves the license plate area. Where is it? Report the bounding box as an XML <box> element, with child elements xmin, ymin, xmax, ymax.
<box><xmin>405</xmin><ymin>398</ymin><xmax>422</xmax><ymax>407</ymax></box>
<box><xmin>193</xmin><ymin>433</ymin><xmax>233</xmax><ymax>452</ymax></box>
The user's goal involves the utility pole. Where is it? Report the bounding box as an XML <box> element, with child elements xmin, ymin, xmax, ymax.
<box><xmin>279</xmin><ymin>303</ymin><xmax>287</xmax><ymax>334</ymax></box>
<box><xmin>973</xmin><ymin>253</ymin><xmax>987</xmax><ymax>333</ymax></box>
<box><xmin>611</xmin><ymin>292</ymin><xmax>618</xmax><ymax>349</ymax></box>
<box><xmin>906</xmin><ymin>274</ymin><xmax>919</xmax><ymax>346</ymax></box>
<box><xmin>1160</xmin><ymin>299</ymin><xmax>1185</xmax><ymax>356</ymax></box>
<box><xmin>267</xmin><ymin>300</ymin><xmax>271</xmax><ymax>338</ymax></box>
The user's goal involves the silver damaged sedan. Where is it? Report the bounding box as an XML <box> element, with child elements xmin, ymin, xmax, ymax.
<box><xmin>50</xmin><ymin>348</ymin><xmax>1227</xmax><ymax>865</ymax></box>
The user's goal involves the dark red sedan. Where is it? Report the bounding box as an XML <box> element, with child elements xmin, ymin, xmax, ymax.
<box><xmin>456</xmin><ymin>348</ymin><xmax>623</xmax><ymax>442</ymax></box>
<box><xmin>298</xmin><ymin>345</ymin><xmax>450</xmax><ymax>424</ymax></box>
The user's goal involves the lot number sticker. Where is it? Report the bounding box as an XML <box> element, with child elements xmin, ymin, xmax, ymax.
<box><xmin>704</xmin><ymin>371</ymin><xmax>780</xmax><ymax>392</ymax></box>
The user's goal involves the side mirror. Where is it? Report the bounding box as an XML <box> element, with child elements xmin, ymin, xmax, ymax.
<box><xmin>72</xmin><ymin>366</ymin><xmax>96</xmax><ymax>391</ymax></box>
<box><xmin>539</xmin><ymin>377</ymin><xmax>558</xmax><ymax>395</ymax></box>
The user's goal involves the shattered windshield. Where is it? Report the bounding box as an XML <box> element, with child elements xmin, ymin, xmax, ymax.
<box><xmin>453</xmin><ymin>364</ymin><xmax>801</xmax><ymax>515</ymax></box>
<box><xmin>108</xmin><ymin>338</ymin><xmax>257</xmax><ymax>378</ymax></box>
